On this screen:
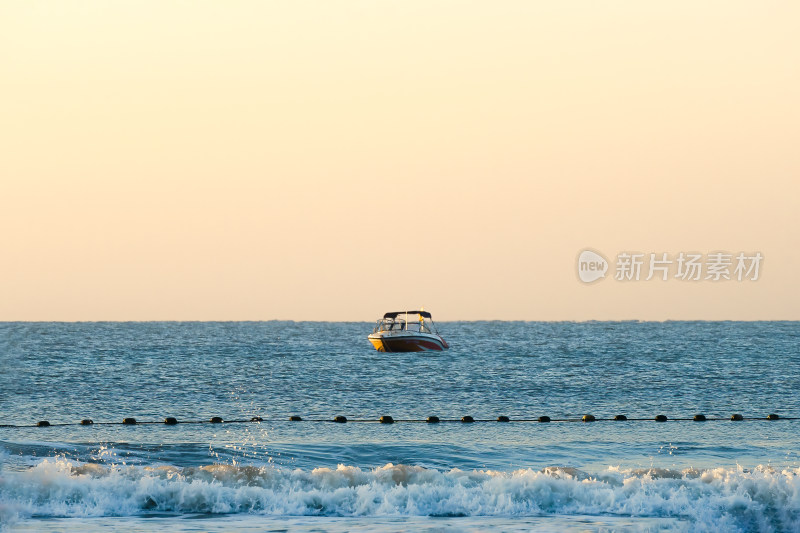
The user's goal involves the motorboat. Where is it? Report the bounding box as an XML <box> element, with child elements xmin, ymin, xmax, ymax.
<box><xmin>368</xmin><ymin>310</ymin><xmax>449</xmax><ymax>352</ymax></box>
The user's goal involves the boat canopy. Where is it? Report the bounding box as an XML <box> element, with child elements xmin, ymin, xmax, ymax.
<box><xmin>383</xmin><ymin>310</ymin><xmax>431</xmax><ymax>319</ymax></box>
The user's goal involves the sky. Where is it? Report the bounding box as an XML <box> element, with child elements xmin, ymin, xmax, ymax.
<box><xmin>1</xmin><ymin>1</ymin><xmax>798</xmax><ymax>321</ymax></box>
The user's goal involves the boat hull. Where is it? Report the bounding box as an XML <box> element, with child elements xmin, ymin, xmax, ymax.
<box><xmin>368</xmin><ymin>333</ymin><xmax>448</xmax><ymax>352</ymax></box>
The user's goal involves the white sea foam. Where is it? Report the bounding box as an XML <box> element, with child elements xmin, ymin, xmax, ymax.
<box><xmin>1</xmin><ymin>460</ymin><xmax>800</xmax><ymax>531</ymax></box>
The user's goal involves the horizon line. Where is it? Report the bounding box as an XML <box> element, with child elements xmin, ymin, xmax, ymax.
<box><xmin>1</xmin><ymin>319</ymin><xmax>798</xmax><ymax>324</ymax></box>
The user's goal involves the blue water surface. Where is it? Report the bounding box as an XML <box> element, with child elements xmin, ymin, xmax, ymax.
<box><xmin>1</xmin><ymin>321</ymin><xmax>799</xmax><ymax>531</ymax></box>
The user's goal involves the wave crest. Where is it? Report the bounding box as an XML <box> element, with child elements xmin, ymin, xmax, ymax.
<box><xmin>2</xmin><ymin>460</ymin><xmax>800</xmax><ymax>531</ymax></box>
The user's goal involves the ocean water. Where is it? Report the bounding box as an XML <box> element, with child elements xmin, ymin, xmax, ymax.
<box><xmin>1</xmin><ymin>321</ymin><xmax>799</xmax><ymax>532</ymax></box>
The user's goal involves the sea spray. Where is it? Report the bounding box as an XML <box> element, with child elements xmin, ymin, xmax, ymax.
<box><xmin>2</xmin><ymin>459</ymin><xmax>800</xmax><ymax>531</ymax></box>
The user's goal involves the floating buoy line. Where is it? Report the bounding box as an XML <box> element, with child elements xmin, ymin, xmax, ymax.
<box><xmin>0</xmin><ymin>413</ymin><xmax>795</xmax><ymax>428</ymax></box>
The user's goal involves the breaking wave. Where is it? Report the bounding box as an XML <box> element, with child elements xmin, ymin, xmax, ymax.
<box><xmin>2</xmin><ymin>460</ymin><xmax>800</xmax><ymax>531</ymax></box>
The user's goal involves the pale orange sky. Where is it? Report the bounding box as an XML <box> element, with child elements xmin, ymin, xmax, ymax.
<box><xmin>1</xmin><ymin>1</ymin><xmax>798</xmax><ymax>321</ymax></box>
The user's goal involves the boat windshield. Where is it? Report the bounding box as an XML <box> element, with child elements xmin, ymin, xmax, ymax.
<box><xmin>372</xmin><ymin>313</ymin><xmax>439</xmax><ymax>334</ymax></box>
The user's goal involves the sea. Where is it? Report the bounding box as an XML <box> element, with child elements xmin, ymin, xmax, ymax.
<box><xmin>1</xmin><ymin>321</ymin><xmax>799</xmax><ymax>532</ymax></box>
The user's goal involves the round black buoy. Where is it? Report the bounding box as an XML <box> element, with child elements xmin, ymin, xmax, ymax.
<box><xmin>582</xmin><ymin>414</ymin><xmax>596</xmax><ymax>422</ymax></box>
<box><xmin>731</xmin><ymin>413</ymin><xmax>744</xmax><ymax>421</ymax></box>
<box><xmin>80</xmin><ymin>419</ymin><xmax>94</xmax><ymax>426</ymax></box>
<box><xmin>497</xmin><ymin>416</ymin><xmax>510</xmax><ymax>422</ymax></box>
<box><xmin>250</xmin><ymin>416</ymin><xmax>263</xmax><ymax>422</ymax></box>
<box><xmin>380</xmin><ymin>416</ymin><xmax>394</xmax><ymax>424</ymax></box>
<box><xmin>37</xmin><ymin>420</ymin><xmax>50</xmax><ymax>427</ymax></box>
<box><xmin>655</xmin><ymin>415</ymin><xmax>668</xmax><ymax>422</ymax></box>
<box><xmin>123</xmin><ymin>418</ymin><xmax>137</xmax><ymax>425</ymax></box>
<box><xmin>426</xmin><ymin>416</ymin><xmax>440</xmax><ymax>423</ymax></box>
<box><xmin>767</xmin><ymin>413</ymin><xmax>780</xmax><ymax>420</ymax></box>
<box><xmin>693</xmin><ymin>414</ymin><xmax>706</xmax><ymax>422</ymax></box>
<box><xmin>164</xmin><ymin>417</ymin><xmax>178</xmax><ymax>425</ymax></box>
<box><xmin>210</xmin><ymin>417</ymin><xmax>223</xmax><ymax>424</ymax></box>
<box><xmin>614</xmin><ymin>415</ymin><xmax>627</xmax><ymax>421</ymax></box>
<box><xmin>334</xmin><ymin>415</ymin><xmax>347</xmax><ymax>423</ymax></box>
<box><xmin>289</xmin><ymin>415</ymin><xmax>302</xmax><ymax>421</ymax></box>
<box><xmin>461</xmin><ymin>416</ymin><xmax>474</xmax><ymax>423</ymax></box>
<box><xmin>538</xmin><ymin>416</ymin><xmax>551</xmax><ymax>423</ymax></box>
